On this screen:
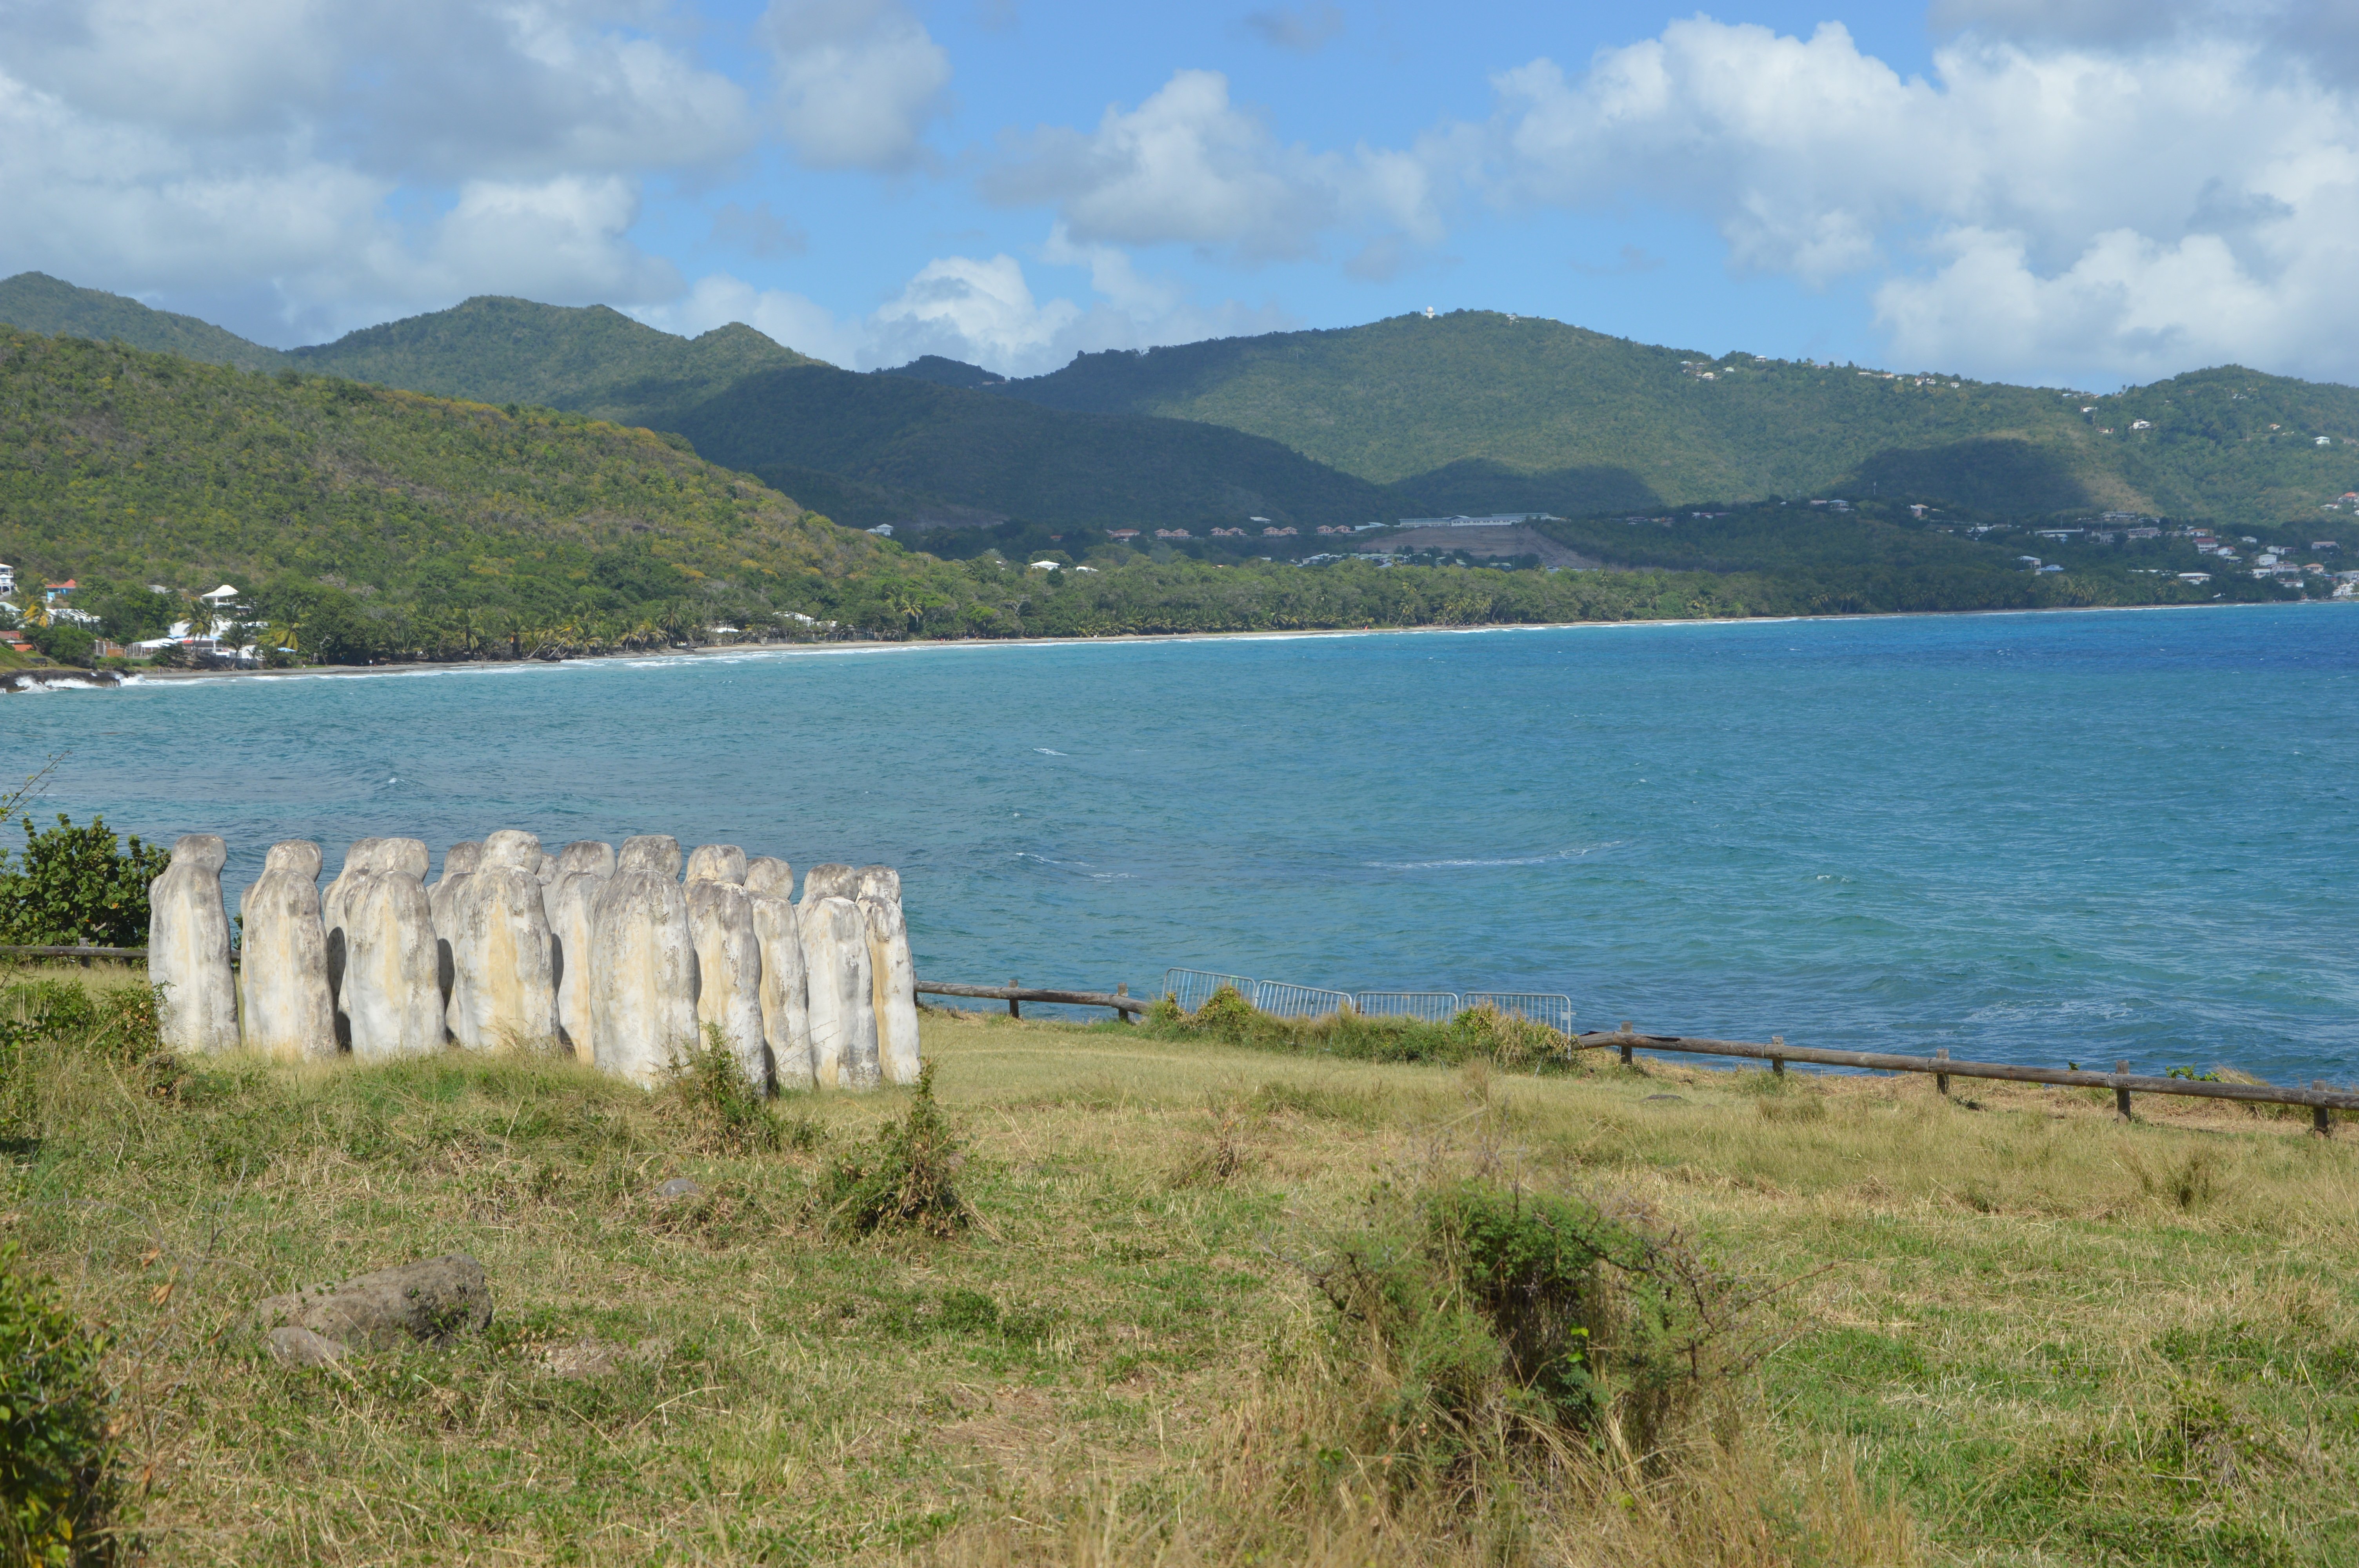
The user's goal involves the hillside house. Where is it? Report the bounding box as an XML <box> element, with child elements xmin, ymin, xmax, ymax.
<box><xmin>1106</xmin><ymin>529</ymin><xmax>1140</xmax><ymax>541</ymax></box>
<box><xmin>0</xmin><ymin>562</ymin><xmax>13</xmax><ymax>595</ymax></box>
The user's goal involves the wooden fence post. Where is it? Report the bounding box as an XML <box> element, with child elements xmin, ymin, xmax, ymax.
<box><xmin>2115</xmin><ymin>1060</ymin><xmax>2132</xmax><ymax>1120</ymax></box>
<box><xmin>1619</xmin><ymin>1022</ymin><xmax>1633</xmax><ymax>1067</ymax></box>
<box><xmin>2315</xmin><ymin>1082</ymin><xmax>2333</xmax><ymax>1138</ymax></box>
<box><xmin>1936</xmin><ymin>1047</ymin><xmax>1951</xmax><ymax>1098</ymax></box>
<box><xmin>1770</xmin><ymin>1035</ymin><xmax>1785</xmax><ymax>1076</ymax></box>
<box><xmin>1009</xmin><ymin>978</ymin><xmax>1021</xmax><ymax>1020</ymax></box>
<box><xmin>1117</xmin><ymin>982</ymin><xmax>1130</xmax><ymax>1024</ymax></box>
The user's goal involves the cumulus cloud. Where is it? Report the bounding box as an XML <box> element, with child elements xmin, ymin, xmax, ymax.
<box><xmin>983</xmin><ymin>69</ymin><xmax>1442</xmax><ymax>263</ymax></box>
<box><xmin>0</xmin><ymin>0</ymin><xmax>751</xmax><ymax>339</ymax></box>
<box><xmin>1472</xmin><ymin>16</ymin><xmax>2359</xmax><ymax>383</ymax></box>
<box><xmin>645</xmin><ymin>240</ymin><xmax>1294</xmax><ymax>377</ymax></box>
<box><xmin>763</xmin><ymin>0</ymin><xmax>950</xmax><ymax>171</ymax></box>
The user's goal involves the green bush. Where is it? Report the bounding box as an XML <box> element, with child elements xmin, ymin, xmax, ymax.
<box><xmin>0</xmin><ymin>1243</ymin><xmax>119</xmax><ymax>1566</ymax></box>
<box><xmin>1146</xmin><ymin>986</ymin><xmax>1582</xmax><ymax>1073</ymax></box>
<box><xmin>662</xmin><ymin>1024</ymin><xmax>787</xmax><ymax>1155</ymax></box>
<box><xmin>0</xmin><ymin>982</ymin><xmax>170</xmax><ymax>1137</ymax></box>
<box><xmin>0</xmin><ymin>817</ymin><xmax>170</xmax><ymax>948</ymax></box>
<box><xmin>1310</xmin><ymin>1178</ymin><xmax>1760</xmax><ymax>1483</ymax></box>
<box><xmin>813</xmin><ymin>1062</ymin><xmax>970</xmax><ymax>1239</ymax></box>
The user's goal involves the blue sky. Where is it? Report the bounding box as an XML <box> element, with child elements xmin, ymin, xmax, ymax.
<box><xmin>5</xmin><ymin>1</ymin><xmax>2357</xmax><ymax>389</ymax></box>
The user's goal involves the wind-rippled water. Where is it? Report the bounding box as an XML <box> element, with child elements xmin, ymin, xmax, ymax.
<box><xmin>9</xmin><ymin>603</ymin><xmax>2356</xmax><ymax>1082</ymax></box>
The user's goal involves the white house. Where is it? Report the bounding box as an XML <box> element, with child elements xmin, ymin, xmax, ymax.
<box><xmin>0</xmin><ymin>562</ymin><xmax>13</xmax><ymax>595</ymax></box>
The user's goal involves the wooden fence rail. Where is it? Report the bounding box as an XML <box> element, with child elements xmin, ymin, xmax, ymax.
<box><xmin>1579</xmin><ymin>1024</ymin><xmax>2358</xmax><ymax>1134</ymax></box>
<box><xmin>0</xmin><ymin>945</ymin><xmax>148</xmax><ymax>963</ymax></box>
<box><xmin>917</xmin><ymin>980</ymin><xmax>1144</xmax><ymax>1019</ymax></box>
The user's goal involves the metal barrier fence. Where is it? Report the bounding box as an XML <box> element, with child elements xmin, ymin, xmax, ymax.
<box><xmin>1464</xmin><ymin>992</ymin><xmax>1576</xmax><ymax>1036</ymax></box>
<box><xmin>1255</xmin><ymin>982</ymin><xmax>1356</xmax><ymax>1019</ymax></box>
<box><xmin>1164</xmin><ymin>968</ymin><xmax>1259</xmax><ymax>1014</ymax></box>
<box><xmin>1353</xmin><ymin>991</ymin><xmax>1463</xmax><ymax>1023</ymax></box>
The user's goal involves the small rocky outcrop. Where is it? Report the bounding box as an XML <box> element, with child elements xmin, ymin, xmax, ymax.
<box><xmin>254</xmin><ymin>1254</ymin><xmax>493</xmax><ymax>1357</ymax></box>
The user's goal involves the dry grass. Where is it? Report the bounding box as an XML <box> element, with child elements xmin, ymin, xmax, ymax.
<box><xmin>5</xmin><ymin>978</ymin><xmax>2357</xmax><ymax>1565</ymax></box>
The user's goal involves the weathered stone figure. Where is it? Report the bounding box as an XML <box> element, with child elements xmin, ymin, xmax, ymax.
<box><xmin>589</xmin><ymin>835</ymin><xmax>696</xmax><ymax>1087</ymax></box>
<box><xmin>802</xmin><ymin>894</ymin><xmax>879</xmax><ymax>1090</ymax></box>
<box><xmin>239</xmin><ymin>840</ymin><xmax>335</xmax><ymax>1060</ymax></box>
<box><xmin>546</xmin><ymin>840</ymin><xmax>616</xmax><ymax>1059</ymax></box>
<box><xmin>149</xmin><ymin>834</ymin><xmax>239</xmax><ymax>1054</ymax></box>
<box><xmin>856</xmin><ymin>866</ymin><xmax>922</xmax><ymax>1086</ymax></box>
<box><xmin>448</xmin><ymin>830</ymin><xmax>558</xmax><ymax>1052</ymax></box>
<box><xmin>685</xmin><ymin>844</ymin><xmax>768</xmax><ymax>1090</ymax></box>
<box><xmin>322</xmin><ymin>836</ymin><xmax>386</xmax><ymax>1045</ymax></box>
<box><xmin>429</xmin><ymin>842</ymin><xmax>482</xmax><ymax>1034</ymax></box>
<box><xmin>797</xmin><ymin>863</ymin><xmax>856</xmax><ymax>917</ymax></box>
<box><xmin>340</xmin><ymin>838</ymin><xmax>443</xmax><ymax>1060</ymax></box>
<box><xmin>745</xmin><ymin>858</ymin><xmax>814</xmax><ymax>1091</ymax></box>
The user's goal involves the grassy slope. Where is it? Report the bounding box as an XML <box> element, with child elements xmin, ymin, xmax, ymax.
<box><xmin>287</xmin><ymin>297</ymin><xmax>821</xmax><ymax>428</ymax></box>
<box><xmin>1006</xmin><ymin>312</ymin><xmax>2359</xmax><ymax>523</ymax></box>
<box><xmin>0</xmin><ymin>272</ymin><xmax>288</xmax><ymax>375</ymax></box>
<box><xmin>671</xmin><ymin>366</ymin><xmax>1399</xmax><ymax>531</ymax></box>
<box><xmin>0</xmin><ymin>325</ymin><xmax>882</xmax><ymax>613</ymax></box>
<box><xmin>7</xmin><ymin>981</ymin><xmax>2354</xmax><ymax>1566</ymax></box>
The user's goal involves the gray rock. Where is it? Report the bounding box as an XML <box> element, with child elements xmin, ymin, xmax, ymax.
<box><xmin>239</xmin><ymin>840</ymin><xmax>336</xmax><ymax>1060</ymax></box>
<box><xmin>149</xmin><ymin>834</ymin><xmax>239</xmax><ymax>1054</ymax></box>
<box><xmin>254</xmin><ymin>1253</ymin><xmax>492</xmax><ymax>1350</ymax></box>
<box><xmin>266</xmin><ymin>1325</ymin><xmax>349</xmax><ymax>1368</ymax></box>
<box><xmin>656</xmin><ymin>1176</ymin><xmax>703</xmax><ymax>1199</ymax></box>
<box><xmin>856</xmin><ymin>866</ymin><xmax>922</xmax><ymax>1087</ymax></box>
<box><xmin>746</xmin><ymin>857</ymin><xmax>814</xmax><ymax>1091</ymax></box>
<box><xmin>590</xmin><ymin>835</ymin><xmax>696</xmax><ymax>1086</ymax></box>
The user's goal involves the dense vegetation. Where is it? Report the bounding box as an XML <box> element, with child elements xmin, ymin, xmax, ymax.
<box><xmin>1003</xmin><ymin>311</ymin><xmax>2359</xmax><ymax>523</ymax></box>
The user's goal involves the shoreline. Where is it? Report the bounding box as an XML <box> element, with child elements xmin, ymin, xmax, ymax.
<box><xmin>13</xmin><ymin>595</ymin><xmax>2344</xmax><ymax>692</ymax></box>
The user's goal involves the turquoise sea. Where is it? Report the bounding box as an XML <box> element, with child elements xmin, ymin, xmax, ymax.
<box><xmin>7</xmin><ymin>604</ymin><xmax>2356</xmax><ymax>1082</ymax></box>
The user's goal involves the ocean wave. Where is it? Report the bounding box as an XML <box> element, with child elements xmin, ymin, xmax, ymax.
<box><xmin>1367</xmin><ymin>843</ymin><xmax>1620</xmax><ymax>871</ymax></box>
<box><xmin>1035</xmin><ymin>747</ymin><xmax>1068</xmax><ymax>756</ymax></box>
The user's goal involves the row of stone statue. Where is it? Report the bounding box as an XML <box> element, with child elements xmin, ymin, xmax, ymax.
<box><xmin>145</xmin><ymin>831</ymin><xmax>920</xmax><ymax>1093</ymax></box>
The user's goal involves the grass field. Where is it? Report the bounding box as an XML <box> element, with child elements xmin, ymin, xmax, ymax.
<box><xmin>5</xmin><ymin>968</ymin><xmax>2356</xmax><ymax>1566</ymax></box>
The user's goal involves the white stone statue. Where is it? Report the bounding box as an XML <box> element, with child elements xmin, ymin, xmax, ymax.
<box><xmin>149</xmin><ymin>833</ymin><xmax>239</xmax><ymax>1054</ymax></box>
<box><xmin>546</xmin><ymin>840</ymin><xmax>615</xmax><ymax>1060</ymax></box>
<box><xmin>856</xmin><ymin>865</ymin><xmax>922</xmax><ymax>1086</ymax></box>
<box><xmin>745</xmin><ymin>857</ymin><xmax>814</xmax><ymax>1091</ymax></box>
<box><xmin>685</xmin><ymin>844</ymin><xmax>769</xmax><ymax>1091</ymax></box>
<box><xmin>340</xmin><ymin>838</ymin><xmax>442</xmax><ymax>1059</ymax></box>
<box><xmin>322</xmin><ymin>836</ymin><xmax>386</xmax><ymax>1048</ymax></box>
<box><xmin>802</xmin><ymin>894</ymin><xmax>879</xmax><ymax>1090</ymax></box>
<box><xmin>448</xmin><ymin>829</ymin><xmax>558</xmax><ymax>1053</ymax></box>
<box><xmin>589</xmin><ymin>835</ymin><xmax>696</xmax><ymax>1087</ymax></box>
<box><xmin>239</xmin><ymin>840</ymin><xmax>334</xmax><ymax>1060</ymax></box>
<box><xmin>429</xmin><ymin>842</ymin><xmax>482</xmax><ymax>1037</ymax></box>
<box><xmin>797</xmin><ymin>863</ymin><xmax>856</xmax><ymax>917</ymax></box>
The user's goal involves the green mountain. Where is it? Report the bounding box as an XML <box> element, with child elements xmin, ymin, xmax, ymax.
<box><xmin>0</xmin><ymin>323</ymin><xmax>889</xmax><ymax>658</ymax></box>
<box><xmin>998</xmin><ymin>312</ymin><xmax>2359</xmax><ymax>524</ymax></box>
<box><xmin>287</xmin><ymin>296</ymin><xmax>821</xmax><ymax>426</ymax></box>
<box><xmin>671</xmin><ymin>366</ymin><xmax>1395</xmax><ymax>531</ymax></box>
<box><xmin>0</xmin><ymin>272</ymin><xmax>287</xmax><ymax>374</ymax></box>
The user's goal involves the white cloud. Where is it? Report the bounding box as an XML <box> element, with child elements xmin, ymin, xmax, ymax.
<box><xmin>647</xmin><ymin>240</ymin><xmax>1294</xmax><ymax>378</ymax></box>
<box><xmin>763</xmin><ymin>0</ymin><xmax>950</xmax><ymax>171</ymax></box>
<box><xmin>0</xmin><ymin>1</ymin><xmax>752</xmax><ymax>339</ymax></box>
<box><xmin>1472</xmin><ymin>17</ymin><xmax>2359</xmax><ymax>383</ymax></box>
<box><xmin>983</xmin><ymin>69</ymin><xmax>1442</xmax><ymax>263</ymax></box>
<box><xmin>1243</xmin><ymin>4</ymin><xmax>1344</xmax><ymax>54</ymax></box>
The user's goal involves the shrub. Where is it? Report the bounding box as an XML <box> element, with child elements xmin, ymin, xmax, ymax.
<box><xmin>0</xmin><ymin>1243</ymin><xmax>120</xmax><ymax>1566</ymax></box>
<box><xmin>813</xmin><ymin>1062</ymin><xmax>971</xmax><ymax>1239</ymax></box>
<box><xmin>1145</xmin><ymin>986</ymin><xmax>1583</xmax><ymax>1073</ymax></box>
<box><xmin>0</xmin><ymin>817</ymin><xmax>171</xmax><ymax>948</ymax></box>
<box><xmin>1310</xmin><ymin>1177</ymin><xmax>1762</xmax><ymax>1484</ymax></box>
<box><xmin>662</xmin><ymin>1024</ymin><xmax>785</xmax><ymax>1155</ymax></box>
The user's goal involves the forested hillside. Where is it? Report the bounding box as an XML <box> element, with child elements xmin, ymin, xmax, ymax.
<box><xmin>1001</xmin><ymin>312</ymin><xmax>2359</xmax><ymax>524</ymax></box>
<box><xmin>0</xmin><ymin>326</ymin><xmax>889</xmax><ymax>657</ymax></box>
<box><xmin>671</xmin><ymin>366</ymin><xmax>1396</xmax><ymax>531</ymax></box>
<box><xmin>0</xmin><ymin>272</ymin><xmax>287</xmax><ymax>374</ymax></box>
